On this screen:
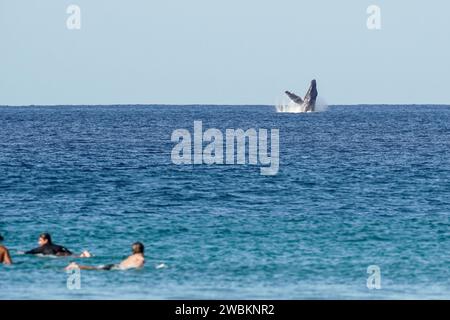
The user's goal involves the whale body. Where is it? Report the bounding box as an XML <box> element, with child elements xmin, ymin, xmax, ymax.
<box><xmin>285</xmin><ymin>79</ymin><xmax>318</xmax><ymax>112</ymax></box>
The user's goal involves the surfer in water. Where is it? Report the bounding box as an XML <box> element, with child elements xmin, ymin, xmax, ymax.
<box><xmin>25</xmin><ymin>233</ymin><xmax>92</xmax><ymax>257</ymax></box>
<box><xmin>65</xmin><ymin>242</ymin><xmax>145</xmax><ymax>271</ymax></box>
<box><xmin>0</xmin><ymin>234</ymin><xmax>13</xmax><ymax>265</ymax></box>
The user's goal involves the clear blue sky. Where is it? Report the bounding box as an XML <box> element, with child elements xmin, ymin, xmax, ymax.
<box><xmin>1</xmin><ymin>0</ymin><xmax>449</xmax><ymax>105</ymax></box>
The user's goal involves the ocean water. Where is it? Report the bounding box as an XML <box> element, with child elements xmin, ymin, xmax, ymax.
<box><xmin>0</xmin><ymin>105</ymin><xmax>449</xmax><ymax>300</ymax></box>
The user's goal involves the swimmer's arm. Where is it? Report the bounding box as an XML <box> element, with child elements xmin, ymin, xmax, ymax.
<box><xmin>4</xmin><ymin>248</ymin><xmax>12</xmax><ymax>264</ymax></box>
<box><xmin>76</xmin><ymin>265</ymin><xmax>98</xmax><ymax>270</ymax></box>
<box><xmin>0</xmin><ymin>247</ymin><xmax>13</xmax><ymax>265</ymax></box>
<box><xmin>66</xmin><ymin>262</ymin><xmax>98</xmax><ymax>270</ymax></box>
<box><xmin>25</xmin><ymin>247</ymin><xmax>43</xmax><ymax>255</ymax></box>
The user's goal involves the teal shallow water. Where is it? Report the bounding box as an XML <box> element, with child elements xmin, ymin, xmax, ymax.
<box><xmin>0</xmin><ymin>105</ymin><xmax>449</xmax><ymax>299</ymax></box>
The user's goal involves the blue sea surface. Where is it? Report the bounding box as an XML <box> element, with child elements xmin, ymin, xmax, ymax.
<box><xmin>0</xmin><ymin>105</ymin><xmax>449</xmax><ymax>299</ymax></box>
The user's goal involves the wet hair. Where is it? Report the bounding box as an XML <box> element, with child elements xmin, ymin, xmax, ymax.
<box><xmin>132</xmin><ymin>242</ymin><xmax>144</xmax><ymax>254</ymax></box>
<box><xmin>0</xmin><ymin>234</ymin><xmax>4</xmax><ymax>242</ymax></box>
<box><xmin>40</xmin><ymin>233</ymin><xmax>52</xmax><ymax>244</ymax></box>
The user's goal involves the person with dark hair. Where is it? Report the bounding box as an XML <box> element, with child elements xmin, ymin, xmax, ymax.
<box><xmin>66</xmin><ymin>242</ymin><xmax>145</xmax><ymax>271</ymax></box>
<box><xmin>26</xmin><ymin>233</ymin><xmax>91</xmax><ymax>257</ymax></box>
<box><xmin>0</xmin><ymin>234</ymin><xmax>13</xmax><ymax>265</ymax></box>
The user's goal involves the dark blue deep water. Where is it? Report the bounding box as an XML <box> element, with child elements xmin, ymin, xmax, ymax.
<box><xmin>0</xmin><ymin>105</ymin><xmax>449</xmax><ymax>299</ymax></box>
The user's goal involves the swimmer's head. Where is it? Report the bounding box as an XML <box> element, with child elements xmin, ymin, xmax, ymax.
<box><xmin>39</xmin><ymin>233</ymin><xmax>52</xmax><ymax>246</ymax></box>
<box><xmin>132</xmin><ymin>242</ymin><xmax>144</xmax><ymax>254</ymax></box>
<box><xmin>0</xmin><ymin>234</ymin><xmax>4</xmax><ymax>242</ymax></box>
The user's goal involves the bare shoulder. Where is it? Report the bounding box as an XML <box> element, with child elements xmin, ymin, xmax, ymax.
<box><xmin>0</xmin><ymin>245</ymin><xmax>7</xmax><ymax>256</ymax></box>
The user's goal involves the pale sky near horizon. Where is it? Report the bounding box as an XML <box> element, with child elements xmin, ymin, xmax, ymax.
<box><xmin>1</xmin><ymin>0</ymin><xmax>449</xmax><ymax>105</ymax></box>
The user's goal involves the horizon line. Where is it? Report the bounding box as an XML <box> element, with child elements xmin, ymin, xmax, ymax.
<box><xmin>1</xmin><ymin>103</ymin><xmax>450</xmax><ymax>108</ymax></box>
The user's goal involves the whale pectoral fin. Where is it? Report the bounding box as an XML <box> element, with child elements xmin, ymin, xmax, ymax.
<box><xmin>285</xmin><ymin>91</ymin><xmax>303</xmax><ymax>105</ymax></box>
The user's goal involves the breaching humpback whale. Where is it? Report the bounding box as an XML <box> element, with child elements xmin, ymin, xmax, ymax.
<box><xmin>285</xmin><ymin>79</ymin><xmax>318</xmax><ymax>112</ymax></box>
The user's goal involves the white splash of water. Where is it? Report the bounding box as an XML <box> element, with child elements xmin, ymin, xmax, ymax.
<box><xmin>275</xmin><ymin>99</ymin><xmax>306</xmax><ymax>113</ymax></box>
<box><xmin>275</xmin><ymin>96</ymin><xmax>328</xmax><ymax>113</ymax></box>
